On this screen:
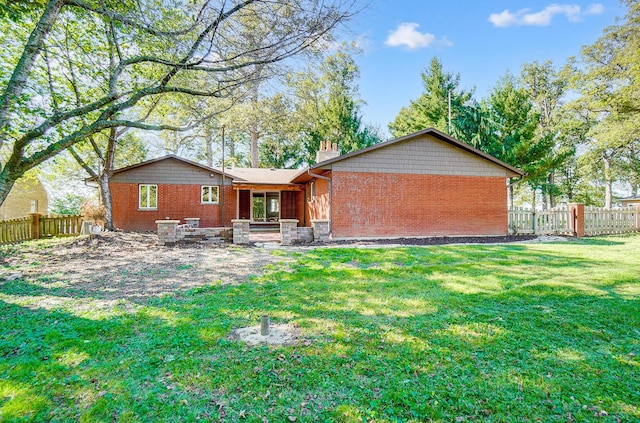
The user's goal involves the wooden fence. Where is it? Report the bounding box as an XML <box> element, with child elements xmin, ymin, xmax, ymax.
<box><xmin>0</xmin><ymin>213</ymin><xmax>82</xmax><ymax>245</ymax></box>
<box><xmin>0</xmin><ymin>216</ymin><xmax>32</xmax><ymax>244</ymax></box>
<box><xmin>508</xmin><ymin>207</ymin><xmax>573</xmax><ymax>235</ymax></box>
<box><xmin>509</xmin><ymin>206</ymin><xmax>640</xmax><ymax>236</ymax></box>
<box><xmin>584</xmin><ymin>207</ymin><xmax>640</xmax><ymax>236</ymax></box>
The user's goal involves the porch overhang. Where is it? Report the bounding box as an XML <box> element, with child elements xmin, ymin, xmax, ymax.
<box><xmin>232</xmin><ymin>183</ymin><xmax>304</xmax><ymax>191</ymax></box>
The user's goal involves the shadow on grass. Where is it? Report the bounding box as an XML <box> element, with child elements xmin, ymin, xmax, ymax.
<box><xmin>1</xmin><ymin>241</ymin><xmax>639</xmax><ymax>421</ymax></box>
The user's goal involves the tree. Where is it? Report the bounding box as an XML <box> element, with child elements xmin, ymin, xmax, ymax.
<box><xmin>50</xmin><ymin>192</ymin><xmax>84</xmax><ymax>215</ymax></box>
<box><xmin>66</xmin><ymin>128</ymin><xmax>147</xmax><ymax>229</ymax></box>
<box><xmin>520</xmin><ymin>61</ymin><xmax>571</xmax><ymax>208</ymax></box>
<box><xmin>221</xmin><ymin>91</ymin><xmax>294</xmax><ymax>168</ymax></box>
<box><xmin>571</xmin><ymin>0</ymin><xmax>640</xmax><ymax>207</ymax></box>
<box><xmin>389</xmin><ymin>57</ymin><xmax>473</xmax><ymax>137</ymax></box>
<box><xmin>291</xmin><ymin>47</ymin><xmax>382</xmax><ymax>166</ymax></box>
<box><xmin>483</xmin><ymin>74</ymin><xmax>557</xmax><ymax>208</ymax></box>
<box><xmin>0</xmin><ymin>0</ymin><xmax>358</xmax><ymax>206</ymax></box>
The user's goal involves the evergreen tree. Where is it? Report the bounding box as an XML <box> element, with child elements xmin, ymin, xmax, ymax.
<box><xmin>389</xmin><ymin>57</ymin><xmax>473</xmax><ymax>137</ymax></box>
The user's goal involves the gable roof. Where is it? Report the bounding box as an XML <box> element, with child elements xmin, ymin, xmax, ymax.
<box><xmin>292</xmin><ymin>128</ymin><xmax>523</xmax><ymax>183</ymax></box>
<box><xmin>110</xmin><ymin>154</ymin><xmax>235</xmax><ymax>178</ymax></box>
<box><xmin>110</xmin><ymin>155</ymin><xmax>305</xmax><ymax>185</ymax></box>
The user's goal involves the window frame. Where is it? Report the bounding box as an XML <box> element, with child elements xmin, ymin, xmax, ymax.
<box><xmin>138</xmin><ymin>184</ymin><xmax>158</xmax><ymax>210</ymax></box>
<box><xmin>201</xmin><ymin>185</ymin><xmax>220</xmax><ymax>204</ymax></box>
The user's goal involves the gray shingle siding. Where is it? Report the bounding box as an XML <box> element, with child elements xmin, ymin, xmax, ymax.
<box><xmin>325</xmin><ymin>134</ymin><xmax>508</xmax><ymax>177</ymax></box>
<box><xmin>111</xmin><ymin>158</ymin><xmax>228</xmax><ymax>185</ymax></box>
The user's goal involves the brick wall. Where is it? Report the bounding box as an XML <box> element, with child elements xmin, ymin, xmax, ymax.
<box><xmin>111</xmin><ymin>183</ymin><xmax>236</xmax><ymax>231</ymax></box>
<box><xmin>331</xmin><ymin>172</ymin><xmax>508</xmax><ymax>238</ymax></box>
<box><xmin>305</xmin><ymin>178</ymin><xmax>330</xmax><ymax>223</ymax></box>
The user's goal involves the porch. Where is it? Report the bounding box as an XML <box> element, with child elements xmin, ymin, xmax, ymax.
<box><xmin>234</xmin><ymin>186</ymin><xmax>305</xmax><ymax>225</ymax></box>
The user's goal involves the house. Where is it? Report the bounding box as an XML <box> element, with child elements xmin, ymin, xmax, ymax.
<box><xmin>620</xmin><ymin>196</ymin><xmax>640</xmax><ymax>208</ymax></box>
<box><xmin>0</xmin><ymin>176</ymin><xmax>49</xmax><ymax>220</ymax></box>
<box><xmin>109</xmin><ymin>128</ymin><xmax>523</xmax><ymax>237</ymax></box>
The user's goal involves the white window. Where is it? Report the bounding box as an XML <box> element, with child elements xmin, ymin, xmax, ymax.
<box><xmin>139</xmin><ymin>184</ymin><xmax>157</xmax><ymax>209</ymax></box>
<box><xmin>201</xmin><ymin>186</ymin><xmax>219</xmax><ymax>204</ymax></box>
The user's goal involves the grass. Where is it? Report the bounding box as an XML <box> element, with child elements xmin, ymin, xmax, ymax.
<box><xmin>1</xmin><ymin>236</ymin><xmax>639</xmax><ymax>422</ymax></box>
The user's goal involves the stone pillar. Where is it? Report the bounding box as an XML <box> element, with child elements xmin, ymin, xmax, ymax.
<box><xmin>231</xmin><ymin>219</ymin><xmax>250</xmax><ymax>244</ymax></box>
<box><xmin>280</xmin><ymin>219</ymin><xmax>299</xmax><ymax>245</ymax></box>
<box><xmin>28</xmin><ymin>213</ymin><xmax>41</xmax><ymax>240</ymax></box>
<box><xmin>184</xmin><ymin>217</ymin><xmax>200</xmax><ymax>228</ymax></box>
<box><xmin>311</xmin><ymin>219</ymin><xmax>330</xmax><ymax>242</ymax></box>
<box><xmin>568</xmin><ymin>203</ymin><xmax>585</xmax><ymax>237</ymax></box>
<box><xmin>156</xmin><ymin>220</ymin><xmax>180</xmax><ymax>245</ymax></box>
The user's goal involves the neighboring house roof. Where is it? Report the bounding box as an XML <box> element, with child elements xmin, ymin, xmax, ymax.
<box><xmin>227</xmin><ymin>168</ymin><xmax>301</xmax><ymax>185</ymax></box>
<box><xmin>292</xmin><ymin>127</ymin><xmax>524</xmax><ymax>183</ymax></box>
<box><xmin>619</xmin><ymin>196</ymin><xmax>640</xmax><ymax>203</ymax></box>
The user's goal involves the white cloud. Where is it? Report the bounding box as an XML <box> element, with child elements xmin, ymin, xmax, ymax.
<box><xmin>488</xmin><ymin>3</ymin><xmax>604</xmax><ymax>27</ymax></box>
<box><xmin>385</xmin><ymin>23</ymin><xmax>436</xmax><ymax>49</ymax></box>
<box><xmin>585</xmin><ymin>3</ymin><xmax>604</xmax><ymax>15</ymax></box>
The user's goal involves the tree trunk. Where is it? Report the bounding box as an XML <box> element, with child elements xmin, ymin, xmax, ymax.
<box><xmin>100</xmin><ymin>127</ymin><xmax>118</xmax><ymax>230</ymax></box>
<box><xmin>548</xmin><ymin>173</ymin><xmax>556</xmax><ymax>208</ymax></box>
<box><xmin>603</xmin><ymin>153</ymin><xmax>613</xmax><ymax>208</ymax></box>
<box><xmin>98</xmin><ymin>172</ymin><xmax>115</xmax><ymax>230</ymax></box>
<box><xmin>205</xmin><ymin>133</ymin><xmax>213</xmax><ymax>167</ymax></box>
<box><xmin>250</xmin><ymin>128</ymin><xmax>259</xmax><ymax>167</ymax></box>
<box><xmin>508</xmin><ymin>181</ymin><xmax>514</xmax><ymax>209</ymax></box>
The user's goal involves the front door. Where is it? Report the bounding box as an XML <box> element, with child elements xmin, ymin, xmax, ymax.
<box><xmin>251</xmin><ymin>192</ymin><xmax>280</xmax><ymax>222</ymax></box>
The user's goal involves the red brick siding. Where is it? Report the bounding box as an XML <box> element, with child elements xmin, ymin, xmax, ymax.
<box><xmin>111</xmin><ymin>183</ymin><xmax>236</xmax><ymax>231</ymax></box>
<box><xmin>331</xmin><ymin>172</ymin><xmax>508</xmax><ymax>238</ymax></box>
<box><xmin>305</xmin><ymin>178</ymin><xmax>330</xmax><ymax>223</ymax></box>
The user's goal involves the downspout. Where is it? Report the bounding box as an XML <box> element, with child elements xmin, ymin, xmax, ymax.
<box><xmin>307</xmin><ymin>169</ymin><xmax>332</xmax><ymax>234</ymax></box>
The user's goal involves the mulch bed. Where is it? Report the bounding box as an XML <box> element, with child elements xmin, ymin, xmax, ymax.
<box><xmin>329</xmin><ymin>235</ymin><xmax>538</xmax><ymax>246</ymax></box>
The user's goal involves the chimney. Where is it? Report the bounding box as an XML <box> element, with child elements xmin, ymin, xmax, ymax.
<box><xmin>316</xmin><ymin>140</ymin><xmax>340</xmax><ymax>163</ymax></box>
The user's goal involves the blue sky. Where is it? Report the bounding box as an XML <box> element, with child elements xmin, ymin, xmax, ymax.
<box><xmin>346</xmin><ymin>0</ymin><xmax>625</xmax><ymax>137</ymax></box>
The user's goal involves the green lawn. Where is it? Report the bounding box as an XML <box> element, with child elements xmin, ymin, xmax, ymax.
<box><xmin>1</xmin><ymin>236</ymin><xmax>639</xmax><ymax>422</ymax></box>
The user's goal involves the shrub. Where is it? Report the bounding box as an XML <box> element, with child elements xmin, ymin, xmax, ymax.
<box><xmin>81</xmin><ymin>201</ymin><xmax>107</xmax><ymax>225</ymax></box>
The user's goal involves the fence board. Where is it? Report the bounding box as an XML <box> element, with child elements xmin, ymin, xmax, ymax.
<box><xmin>585</xmin><ymin>207</ymin><xmax>638</xmax><ymax>236</ymax></box>
<box><xmin>0</xmin><ymin>216</ymin><xmax>32</xmax><ymax>244</ymax></box>
<box><xmin>0</xmin><ymin>214</ymin><xmax>82</xmax><ymax>244</ymax></box>
<box><xmin>510</xmin><ymin>206</ymin><xmax>640</xmax><ymax>237</ymax></box>
<box><xmin>39</xmin><ymin>215</ymin><xmax>82</xmax><ymax>238</ymax></box>
<box><xmin>509</xmin><ymin>207</ymin><xmax>572</xmax><ymax>235</ymax></box>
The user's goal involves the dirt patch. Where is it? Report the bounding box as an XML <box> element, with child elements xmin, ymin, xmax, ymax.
<box><xmin>1</xmin><ymin>232</ymin><xmax>548</xmax><ymax>304</ymax></box>
<box><xmin>1</xmin><ymin>231</ymin><xmax>286</xmax><ymax>302</ymax></box>
<box><xmin>230</xmin><ymin>324</ymin><xmax>301</xmax><ymax>346</ymax></box>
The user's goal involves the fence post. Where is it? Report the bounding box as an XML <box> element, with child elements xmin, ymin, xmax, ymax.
<box><xmin>28</xmin><ymin>213</ymin><xmax>41</xmax><ymax>240</ymax></box>
<box><xmin>568</xmin><ymin>203</ymin><xmax>585</xmax><ymax>237</ymax></box>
